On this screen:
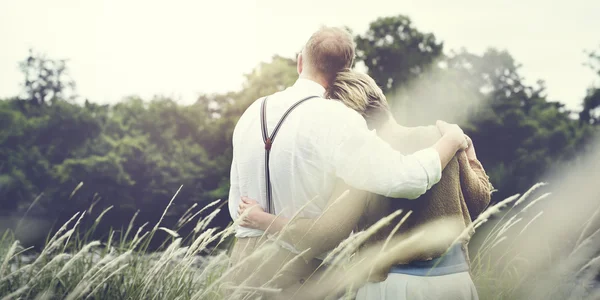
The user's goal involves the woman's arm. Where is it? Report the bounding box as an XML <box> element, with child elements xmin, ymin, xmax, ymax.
<box><xmin>238</xmin><ymin>181</ymin><xmax>369</xmax><ymax>262</ymax></box>
<box><xmin>458</xmin><ymin>137</ymin><xmax>493</xmax><ymax>219</ymax></box>
<box><xmin>238</xmin><ymin>197</ymin><xmax>289</xmax><ymax>235</ymax></box>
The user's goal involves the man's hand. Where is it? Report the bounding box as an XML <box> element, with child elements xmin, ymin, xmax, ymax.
<box><xmin>436</xmin><ymin>120</ymin><xmax>469</xmax><ymax>150</ymax></box>
<box><xmin>464</xmin><ymin>135</ymin><xmax>477</xmax><ymax>161</ymax></box>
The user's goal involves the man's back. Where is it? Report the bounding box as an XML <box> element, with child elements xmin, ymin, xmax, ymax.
<box><xmin>229</xmin><ymin>79</ymin><xmax>350</xmax><ymax>237</ymax></box>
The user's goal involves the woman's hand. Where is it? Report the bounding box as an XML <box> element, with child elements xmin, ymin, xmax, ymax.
<box><xmin>237</xmin><ymin>197</ymin><xmax>268</xmax><ymax>230</ymax></box>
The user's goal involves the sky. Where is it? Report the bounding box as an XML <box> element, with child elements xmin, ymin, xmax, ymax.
<box><xmin>0</xmin><ymin>0</ymin><xmax>598</xmax><ymax>110</ymax></box>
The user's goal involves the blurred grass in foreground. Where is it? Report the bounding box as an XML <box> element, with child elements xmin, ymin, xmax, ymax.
<box><xmin>0</xmin><ymin>183</ymin><xmax>598</xmax><ymax>299</ymax></box>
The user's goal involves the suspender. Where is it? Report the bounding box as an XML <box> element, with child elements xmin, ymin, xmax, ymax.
<box><xmin>260</xmin><ymin>95</ymin><xmax>318</xmax><ymax>214</ymax></box>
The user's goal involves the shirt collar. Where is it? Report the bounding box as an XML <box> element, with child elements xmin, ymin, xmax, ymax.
<box><xmin>292</xmin><ymin>78</ymin><xmax>326</xmax><ymax>98</ymax></box>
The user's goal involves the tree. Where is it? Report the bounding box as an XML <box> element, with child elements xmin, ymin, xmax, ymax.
<box><xmin>441</xmin><ymin>49</ymin><xmax>586</xmax><ymax>200</ymax></box>
<box><xmin>580</xmin><ymin>46</ymin><xmax>600</xmax><ymax>125</ymax></box>
<box><xmin>18</xmin><ymin>49</ymin><xmax>77</xmax><ymax>105</ymax></box>
<box><xmin>1</xmin><ymin>51</ymin><xmax>97</xmax><ymax>214</ymax></box>
<box><xmin>355</xmin><ymin>15</ymin><xmax>443</xmax><ymax>94</ymax></box>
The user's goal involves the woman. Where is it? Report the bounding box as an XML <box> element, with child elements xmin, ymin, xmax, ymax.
<box><xmin>237</xmin><ymin>69</ymin><xmax>492</xmax><ymax>299</ymax></box>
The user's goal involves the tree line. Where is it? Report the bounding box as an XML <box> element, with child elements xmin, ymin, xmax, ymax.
<box><xmin>1</xmin><ymin>15</ymin><xmax>599</xmax><ymax>246</ymax></box>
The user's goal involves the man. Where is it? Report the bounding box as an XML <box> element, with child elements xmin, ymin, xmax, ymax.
<box><xmin>225</xmin><ymin>26</ymin><xmax>468</xmax><ymax>297</ymax></box>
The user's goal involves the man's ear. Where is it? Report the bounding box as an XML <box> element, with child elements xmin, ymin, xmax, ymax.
<box><xmin>297</xmin><ymin>53</ymin><xmax>303</xmax><ymax>75</ymax></box>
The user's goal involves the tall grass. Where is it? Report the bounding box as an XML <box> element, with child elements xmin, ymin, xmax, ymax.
<box><xmin>470</xmin><ymin>183</ymin><xmax>550</xmax><ymax>299</ymax></box>
<box><xmin>0</xmin><ymin>188</ymin><xmax>233</xmax><ymax>300</ymax></box>
<box><xmin>471</xmin><ymin>182</ymin><xmax>600</xmax><ymax>300</ymax></box>
<box><xmin>1</xmin><ymin>182</ymin><xmax>599</xmax><ymax>299</ymax></box>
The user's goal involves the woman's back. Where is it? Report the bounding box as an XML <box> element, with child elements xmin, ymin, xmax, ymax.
<box><xmin>355</xmin><ymin>123</ymin><xmax>491</xmax><ymax>281</ymax></box>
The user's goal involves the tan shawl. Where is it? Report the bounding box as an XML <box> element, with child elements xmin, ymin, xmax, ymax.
<box><xmin>278</xmin><ymin>124</ymin><xmax>493</xmax><ymax>282</ymax></box>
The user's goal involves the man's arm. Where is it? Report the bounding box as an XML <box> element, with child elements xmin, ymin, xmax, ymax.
<box><xmin>326</xmin><ymin>107</ymin><xmax>466</xmax><ymax>200</ymax></box>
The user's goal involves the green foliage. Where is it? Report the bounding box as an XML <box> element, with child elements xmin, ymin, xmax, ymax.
<box><xmin>0</xmin><ymin>99</ymin><xmax>102</xmax><ymax>212</ymax></box>
<box><xmin>447</xmin><ymin>50</ymin><xmax>590</xmax><ymax>199</ymax></box>
<box><xmin>355</xmin><ymin>15</ymin><xmax>598</xmax><ymax>201</ymax></box>
<box><xmin>355</xmin><ymin>15</ymin><xmax>443</xmax><ymax>94</ymax></box>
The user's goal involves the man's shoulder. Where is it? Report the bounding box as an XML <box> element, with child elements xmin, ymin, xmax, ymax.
<box><xmin>304</xmin><ymin>98</ymin><xmax>363</xmax><ymax>118</ymax></box>
<box><xmin>232</xmin><ymin>97</ymin><xmax>264</xmax><ymax>141</ymax></box>
<box><xmin>236</xmin><ymin>94</ymin><xmax>364</xmax><ymax>129</ymax></box>
<box><xmin>236</xmin><ymin>94</ymin><xmax>273</xmax><ymax>122</ymax></box>
<box><xmin>245</xmin><ymin>97</ymin><xmax>265</xmax><ymax>112</ymax></box>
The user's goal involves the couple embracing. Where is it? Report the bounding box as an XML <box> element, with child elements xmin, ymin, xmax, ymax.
<box><xmin>225</xmin><ymin>26</ymin><xmax>492</xmax><ymax>300</ymax></box>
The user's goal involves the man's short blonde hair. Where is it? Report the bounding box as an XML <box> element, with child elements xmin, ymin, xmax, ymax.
<box><xmin>303</xmin><ymin>27</ymin><xmax>356</xmax><ymax>83</ymax></box>
<box><xmin>326</xmin><ymin>69</ymin><xmax>391</xmax><ymax>129</ymax></box>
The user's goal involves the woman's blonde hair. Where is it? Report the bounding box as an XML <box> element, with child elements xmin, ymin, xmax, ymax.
<box><xmin>325</xmin><ymin>69</ymin><xmax>391</xmax><ymax>129</ymax></box>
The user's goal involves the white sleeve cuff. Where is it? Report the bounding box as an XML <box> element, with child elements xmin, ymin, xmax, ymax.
<box><xmin>412</xmin><ymin>147</ymin><xmax>442</xmax><ymax>190</ymax></box>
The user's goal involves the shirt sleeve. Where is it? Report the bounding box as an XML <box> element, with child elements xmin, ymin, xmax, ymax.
<box><xmin>227</xmin><ymin>156</ymin><xmax>240</xmax><ymax>220</ymax></box>
<box><xmin>326</xmin><ymin>107</ymin><xmax>442</xmax><ymax>199</ymax></box>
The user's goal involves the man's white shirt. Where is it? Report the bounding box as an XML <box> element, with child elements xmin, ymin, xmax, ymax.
<box><xmin>228</xmin><ymin>78</ymin><xmax>442</xmax><ymax>238</ymax></box>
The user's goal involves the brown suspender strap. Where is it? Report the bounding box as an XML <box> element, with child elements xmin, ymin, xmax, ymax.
<box><xmin>260</xmin><ymin>95</ymin><xmax>319</xmax><ymax>214</ymax></box>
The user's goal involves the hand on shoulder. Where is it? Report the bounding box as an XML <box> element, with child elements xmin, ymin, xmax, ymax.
<box><xmin>436</xmin><ymin>120</ymin><xmax>469</xmax><ymax>150</ymax></box>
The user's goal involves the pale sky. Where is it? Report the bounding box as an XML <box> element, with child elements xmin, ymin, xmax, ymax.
<box><xmin>0</xmin><ymin>0</ymin><xmax>598</xmax><ymax>110</ymax></box>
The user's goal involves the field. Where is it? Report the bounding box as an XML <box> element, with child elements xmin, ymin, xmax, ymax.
<box><xmin>1</xmin><ymin>183</ymin><xmax>599</xmax><ymax>300</ymax></box>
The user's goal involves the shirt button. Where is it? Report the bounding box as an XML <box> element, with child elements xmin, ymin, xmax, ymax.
<box><xmin>299</xmin><ymin>279</ymin><xmax>305</xmax><ymax>284</ymax></box>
